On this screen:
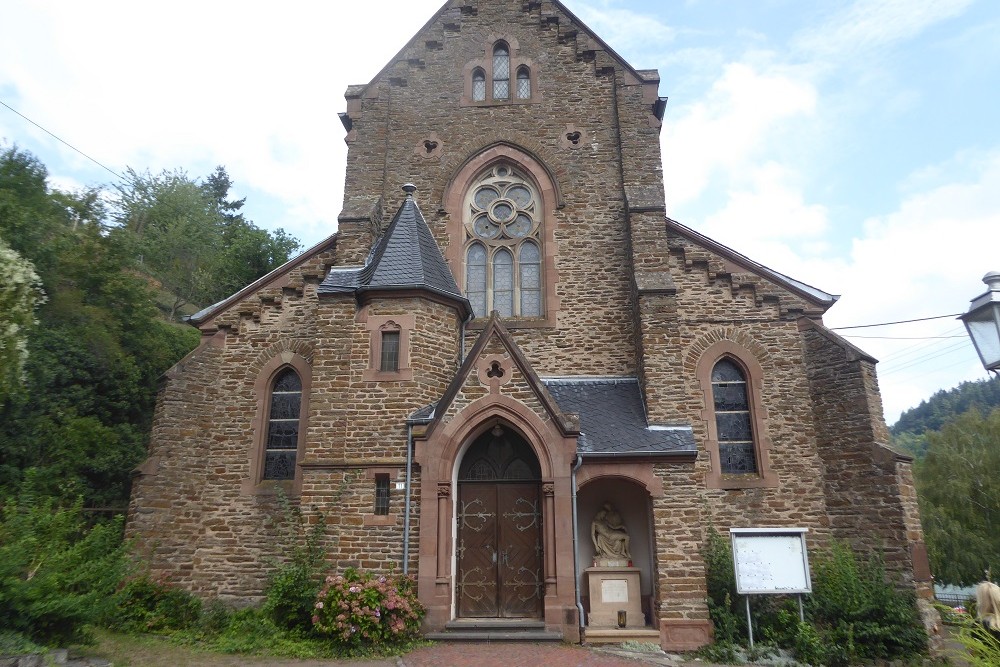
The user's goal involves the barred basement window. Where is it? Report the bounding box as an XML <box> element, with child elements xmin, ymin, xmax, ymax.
<box><xmin>492</xmin><ymin>43</ymin><xmax>510</xmax><ymax>100</ymax></box>
<box><xmin>463</xmin><ymin>164</ymin><xmax>543</xmax><ymax>318</ymax></box>
<box><xmin>516</xmin><ymin>66</ymin><xmax>530</xmax><ymax>99</ymax></box>
<box><xmin>374</xmin><ymin>475</ymin><xmax>390</xmax><ymax>515</ymax></box>
<box><xmin>263</xmin><ymin>368</ymin><xmax>301</xmax><ymax>480</ymax></box>
<box><xmin>711</xmin><ymin>359</ymin><xmax>757</xmax><ymax>474</ymax></box>
<box><xmin>380</xmin><ymin>330</ymin><xmax>400</xmax><ymax>372</ymax></box>
<box><xmin>472</xmin><ymin>68</ymin><xmax>486</xmax><ymax>102</ymax></box>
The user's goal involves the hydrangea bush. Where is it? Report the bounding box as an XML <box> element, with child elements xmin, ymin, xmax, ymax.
<box><xmin>312</xmin><ymin>568</ymin><xmax>423</xmax><ymax>649</ymax></box>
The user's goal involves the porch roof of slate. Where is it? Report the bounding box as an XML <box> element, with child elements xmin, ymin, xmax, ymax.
<box><xmin>409</xmin><ymin>377</ymin><xmax>696</xmax><ymax>457</ymax></box>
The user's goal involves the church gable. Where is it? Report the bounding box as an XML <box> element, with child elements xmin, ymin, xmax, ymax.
<box><xmin>426</xmin><ymin>313</ymin><xmax>577</xmax><ymax>438</ymax></box>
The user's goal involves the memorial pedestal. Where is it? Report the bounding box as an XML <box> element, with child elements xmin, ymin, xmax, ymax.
<box><xmin>585</xmin><ymin>566</ymin><xmax>643</xmax><ymax>628</ymax></box>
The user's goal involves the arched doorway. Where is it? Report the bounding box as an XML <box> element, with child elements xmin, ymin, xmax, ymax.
<box><xmin>456</xmin><ymin>423</ymin><xmax>543</xmax><ymax>618</ymax></box>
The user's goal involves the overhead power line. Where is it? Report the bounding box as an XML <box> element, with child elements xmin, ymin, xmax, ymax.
<box><xmin>0</xmin><ymin>97</ymin><xmax>124</xmax><ymax>181</ymax></box>
<box><xmin>831</xmin><ymin>313</ymin><xmax>964</xmax><ymax>330</ymax></box>
<box><xmin>841</xmin><ymin>334</ymin><xmax>966</xmax><ymax>340</ymax></box>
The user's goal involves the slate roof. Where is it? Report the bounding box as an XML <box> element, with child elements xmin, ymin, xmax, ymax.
<box><xmin>319</xmin><ymin>187</ymin><xmax>471</xmax><ymax>317</ymax></box>
<box><xmin>542</xmin><ymin>377</ymin><xmax>696</xmax><ymax>457</ymax></box>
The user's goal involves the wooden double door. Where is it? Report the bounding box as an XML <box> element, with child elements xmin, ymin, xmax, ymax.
<box><xmin>457</xmin><ymin>482</ymin><xmax>543</xmax><ymax>618</ymax></box>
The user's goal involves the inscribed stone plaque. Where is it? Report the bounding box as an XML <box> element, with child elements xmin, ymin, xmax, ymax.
<box><xmin>601</xmin><ymin>579</ymin><xmax>629</xmax><ymax>603</ymax></box>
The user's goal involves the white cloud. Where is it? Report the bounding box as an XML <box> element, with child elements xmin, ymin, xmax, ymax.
<box><xmin>572</xmin><ymin>1</ymin><xmax>677</xmax><ymax>55</ymax></box>
<box><xmin>793</xmin><ymin>0</ymin><xmax>973</xmax><ymax>60</ymax></box>
<box><xmin>662</xmin><ymin>62</ymin><xmax>817</xmax><ymax>208</ymax></box>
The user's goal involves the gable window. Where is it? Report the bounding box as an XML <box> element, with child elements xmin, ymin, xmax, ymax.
<box><xmin>711</xmin><ymin>359</ymin><xmax>757</xmax><ymax>474</ymax></box>
<box><xmin>380</xmin><ymin>330</ymin><xmax>400</xmax><ymax>372</ymax></box>
<box><xmin>492</xmin><ymin>43</ymin><xmax>510</xmax><ymax>99</ymax></box>
<box><xmin>472</xmin><ymin>68</ymin><xmax>486</xmax><ymax>102</ymax></box>
<box><xmin>463</xmin><ymin>164</ymin><xmax>543</xmax><ymax>318</ymax></box>
<box><xmin>516</xmin><ymin>66</ymin><xmax>530</xmax><ymax>99</ymax></box>
<box><xmin>263</xmin><ymin>368</ymin><xmax>302</xmax><ymax>480</ymax></box>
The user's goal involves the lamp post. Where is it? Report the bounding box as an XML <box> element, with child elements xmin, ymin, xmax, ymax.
<box><xmin>960</xmin><ymin>271</ymin><xmax>1000</xmax><ymax>374</ymax></box>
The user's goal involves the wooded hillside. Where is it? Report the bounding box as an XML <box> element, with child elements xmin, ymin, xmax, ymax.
<box><xmin>0</xmin><ymin>143</ymin><xmax>300</xmax><ymax>509</ymax></box>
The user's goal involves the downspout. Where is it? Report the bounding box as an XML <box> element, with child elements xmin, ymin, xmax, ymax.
<box><xmin>403</xmin><ymin>415</ymin><xmax>432</xmax><ymax>574</ymax></box>
<box><xmin>571</xmin><ymin>452</ymin><xmax>585</xmax><ymax>638</ymax></box>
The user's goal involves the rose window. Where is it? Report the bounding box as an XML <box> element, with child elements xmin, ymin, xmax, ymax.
<box><xmin>464</xmin><ymin>165</ymin><xmax>542</xmax><ymax>319</ymax></box>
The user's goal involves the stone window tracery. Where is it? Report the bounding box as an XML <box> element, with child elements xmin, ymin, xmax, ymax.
<box><xmin>463</xmin><ymin>164</ymin><xmax>543</xmax><ymax>318</ymax></box>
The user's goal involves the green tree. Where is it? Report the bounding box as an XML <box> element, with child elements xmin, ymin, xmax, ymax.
<box><xmin>915</xmin><ymin>407</ymin><xmax>1000</xmax><ymax>585</ymax></box>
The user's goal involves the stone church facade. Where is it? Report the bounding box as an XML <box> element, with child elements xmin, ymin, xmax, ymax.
<box><xmin>127</xmin><ymin>0</ymin><xmax>932</xmax><ymax>650</ymax></box>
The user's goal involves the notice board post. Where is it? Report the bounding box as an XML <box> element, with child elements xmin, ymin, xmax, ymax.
<box><xmin>730</xmin><ymin>528</ymin><xmax>811</xmax><ymax>648</ymax></box>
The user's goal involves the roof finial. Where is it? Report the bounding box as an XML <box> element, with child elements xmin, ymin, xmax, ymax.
<box><xmin>402</xmin><ymin>183</ymin><xmax>417</xmax><ymax>198</ymax></box>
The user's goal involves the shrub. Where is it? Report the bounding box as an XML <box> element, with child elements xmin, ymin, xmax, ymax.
<box><xmin>312</xmin><ymin>568</ymin><xmax>423</xmax><ymax>650</ymax></box>
<box><xmin>803</xmin><ymin>542</ymin><xmax>927</xmax><ymax>666</ymax></box>
<box><xmin>702</xmin><ymin>527</ymin><xmax>742</xmax><ymax>644</ymax></box>
<box><xmin>0</xmin><ymin>490</ymin><xmax>127</xmax><ymax>645</ymax></box>
<box><xmin>957</xmin><ymin>620</ymin><xmax>1000</xmax><ymax>666</ymax></box>
<box><xmin>261</xmin><ymin>493</ymin><xmax>326</xmax><ymax>631</ymax></box>
<box><xmin>105</xmin><ymin>573</ymin><xmax>201</xmax><ymax>633</ymax></box>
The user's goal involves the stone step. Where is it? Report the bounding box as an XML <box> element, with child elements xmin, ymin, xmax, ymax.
<box><xmin>427</xmin><ymin>619</ymin><xmax>562</xmax><ymax>642</ymax></box>
<box><xmin>583</xmin><ymin>627</ymin><xmax>661</xmax><ymax>645</ymax></box>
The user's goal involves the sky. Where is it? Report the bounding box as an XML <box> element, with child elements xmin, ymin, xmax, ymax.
<box><xmin>2</xmin><ymin>0</ymin><xmax>999</xmax><ymax>424</ymax></box>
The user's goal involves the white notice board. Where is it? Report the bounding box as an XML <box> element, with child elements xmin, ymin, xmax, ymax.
<box><xmin>730</xmin><ymin>528</ymin><xmax>811</xmax><ymax>595</ymax></box>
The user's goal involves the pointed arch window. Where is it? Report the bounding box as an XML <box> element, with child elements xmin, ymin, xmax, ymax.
<box><xmin>492</xmin><ymin>43</ymin><xmax>510</xmax><ymax>100</ymax></box>
<box><xmin>711</xmin><ymin>359</ymin><xmax>757</xmax><ymax>474</ymax></box>
<box><xmin>516</xmin><ymin>66</ymin><xmax>531</xmax><ymax>100</ymax></box>
<box><xmin>463</xmin><ymin>164</ymin><xmax>543</xmax><ymax>318</ymax></box>
<box><xmin>263</xmin><ymin>368</ymin><xmax>302</xmax><ymax>480</ymax></box>
<box><xmin>472</xmin><ymin>68</ymin><xmax>486</xmax><ymax>102</ymax></box>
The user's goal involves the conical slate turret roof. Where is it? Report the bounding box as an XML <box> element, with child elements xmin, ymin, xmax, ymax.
<box><xmin>320</xmin><ymin>186</ymin><xmax>471</xmax><ymax>318</ymax></box>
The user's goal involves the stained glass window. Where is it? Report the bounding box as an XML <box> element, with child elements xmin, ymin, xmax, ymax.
<box><xmin>711</xmin><ymin>359</ymin><xmax>757</xmax><ymax>474</ymax></box>
<box><xmin>472</xmin><ymin>68</ymin><xmax>486</xmax><ymax>102</ymax></box>
<box><xmin>264</xmin><ymin>368</ymin><xmax>301</xmax><ymax>480</ymax></box>
<box><xmin>516</xmin><ymin>67</ymin><xmax>530</xmax><ymax>99</ymax></box>
<box><xmin>463</xmin><ymin>165</ymin><xmax>543</xmax><ymax>319</ymax></box>
<box><xmin>493</xmin><ymin>43</ymin><xmax>510</xmax><ymax>100</ymax></box>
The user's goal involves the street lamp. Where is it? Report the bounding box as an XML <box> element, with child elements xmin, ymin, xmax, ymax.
<box><xmin>961</xmin><ymin>271</ymin><xmax>1000</xmax><ymax>374</ymax></box>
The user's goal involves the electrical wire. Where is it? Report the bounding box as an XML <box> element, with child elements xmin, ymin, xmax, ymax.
<box><xmin>841</xmin><ymin>334</ymin><xmax>965</xmax><ymax>340</ymax></box>
<box><xmin>831</xmin><ymin>313</ymin><xmax>964</xmax><ymax>330</ymax></box>
<box><xmin>0</xmin><ymin>97</ymin><xmax>124</xmax><ymax>181</ymax></box>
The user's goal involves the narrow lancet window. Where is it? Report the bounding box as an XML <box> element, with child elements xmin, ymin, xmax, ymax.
<box><xmin>263</xmin><ymin>368</ymin><xmax>301</xmax><ymax>480</ymax></box>
<box><xmin>711</xmin><ymin>359</ymin><xmax>757</xmax><ymax>474</ymax></box>
<box><xmin>493</xmin><ymin>43</ymin><xmax>510</xmax><ymax>100</ymax></box>
<box><xmin>516</xmin><ymin>66</ymin><xmax>530</xmax><ymax>99</ymax></box>
<box><xmin>472</xmin><ymin>68</ymin><xmax>486</xmax><ymax>102</ymax></box>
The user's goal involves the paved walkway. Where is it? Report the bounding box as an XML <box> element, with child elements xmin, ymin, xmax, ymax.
<box><xmin>396</xmin><ymin>642</ymin><xmax>705</xmax><ymax>667</ymax></box>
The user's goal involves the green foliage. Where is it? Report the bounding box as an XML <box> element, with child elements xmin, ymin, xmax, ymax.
<box><xmin>893</xmin><ymin>375</ymin><xmax>1000</xmax><ymax>444</ymax></box>
<box><xmin>0</xmin><ymin>238</ymin><xmax>45</xmax><ymax>401</ymax></box>
<box><xmin>111</xmin><ymin>166</ymin><xmax>299</xmax><ymax>319</ymax></box>
<box><xmin>0</xmin><ymin>145</ymin><xmax>293</xmax><ymax>513</ymax></box>
<box><xmin>105</xmin><ymin>574</ymin><xmax>202</xmax><ymax>634</ymax></box>
<box><xmin>0</xmin><ymin>486</ymin><xmax>127</xmax><ymax>646</ymax></box>
<box><xmin>312</xmin><ymin>568</ymin><xmax>424</xmax><ymax>650</ymax></box>
<box><xmin>916</xmin><ymin>407</ymin><xmax>1000</xmax><ymax>585</ymax></box>
<box><xmin>262</xmin><ymin>496</ymin><xmax>328</xmax><ymax>632</ymax></box>
<box><xmin>700</xmin><ymin>533</ymin><xmax>926</xmax><ymax>666</ymax></box>
<box><xmin>957</xmin><ymin>620</ymin><xmax>1000</xmax><ymax>666</ymax></box>
<box><xmin>702</xmin><ymin>527</ymin><xmax>744</xmax><ymax>643</ymax></box>
<box><xmin>802</xmin><ymin>542</ymin><xmax>927</xmax><ymax>666</ymax></box>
